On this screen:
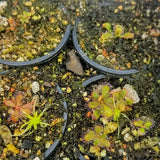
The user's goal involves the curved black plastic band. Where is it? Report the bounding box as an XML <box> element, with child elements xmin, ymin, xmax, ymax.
<box><xmin>72</xmin><ymin>18</ymin><xmax>139</xmax><ymax>76</ymax></box>
<box><xmin>82</xmin><ymin>74</ymin><xmax>106</xmax><ymax>87</ymax></box>
<box><xmin>44</xmin><ymin>83</ymin><xmax>68</xmax><ymax>159</ymax></box>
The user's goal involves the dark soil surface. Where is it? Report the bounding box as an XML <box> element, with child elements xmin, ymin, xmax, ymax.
<box><xmin>76</xmin><ymin>0</ymin><xmax>160</xmax><ymax>71</ymax></box>
<box><xmin>0</xmin><ymin>0</ymin><xmax>68</xmax><ymax>61</ymax></box>
<box><xmin>0</xmin><ymin>0</ymin><xmax>160</xmax><ymax>160</ymax></box>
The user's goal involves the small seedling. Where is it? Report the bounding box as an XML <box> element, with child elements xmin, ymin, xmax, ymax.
<box><xmin>99</xmin><ymin>22</ymin><xmax>134</xmax><ymax>43</ymax></box>
<box><xmin>83</xmin><ymin>122</ymin><xmax>118</xmax><ymax>157</ymax></box>
<box><xmin>87</xmin><ymin>85</ymin><xmax>133</xmax><ymax>121</ymax></box>
<box><xmin>4</xmin><ymin>92</ymin><xmax>34</xmax><ymax>122</ymax></box>
<box><xmin>131</xmin><ymin>116</ymin><xmax>154</xmax><ymax>136</ymax></box>
<box><xmin>14</xmin><ymin>107</ymin><xmax>50</xmax><ymax>136</ymax></box>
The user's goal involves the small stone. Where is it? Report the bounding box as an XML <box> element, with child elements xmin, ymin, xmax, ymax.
<box><xmin>33</xmin><ymin>157</ymin><xmax>40</xmax><ymax>160</ymax></box>
<box><xmin>0</xmin><ymin>125</ymin><xmax>12</xmax><ymax>145</ymax></box>
<box><xmin>119</xmin><ymin>149</ymin><xmax>124</xmax><ymax>156</ymax></box>
<box><xmin>17</xmin><ymin>57</ymin><xmax>24</xmax><ymax>62</ymax></box>
<box><xmin>63</xmin><ymin>158</ymin><xmax>70</xmax><ymax>160</ymax></box>
<box><xmin>45</xmin><ymin>141</ymin><xmax>51</xmax><ymax>149</ymax></box>
<box><xmin>100</xmin><ymin>150</ymin><xmax>106</xmax><ymax>157</ymax></box>
<box><xmin>153</xmin><ymin>38</ymin><xmax>158</xmax><ymax>45</ymax></box>
<box><xmin>66</xmin><ymin>50</ymin><xmax>84</xmax><ymax>76</ymax></box>
<box><xmin>123</xmin><ymin>151</ymin><xmax>127</xmax><ymax>156</ymax></box>
<box><xmin>24</xmin><ymin>1</ymin><xmax>32</xmax><ymax>7</ymax></box>
<box><xmin>22</xmin><ymin>139</ymin><xmax>32</xmax><ymax>150</ymax></box>
<box><xmin>124</xmin><ymin>133</ymin><xmax>133</xmax><ymax>142</ymax></box>
<box><xmin>121</xmin><ymin>127</ymin><xmax>130</xmax><ymax>135</ymax></box>
<box><xmin>0</xmin><ymin>1</ymin><xmax>7</xmax><ymax>14</ymax></box>
<box><xmin>36</xmin><ymin>150</ymin><xmax>41</xmax><ymax>156</ymax></box>
<box><xmin>141</xmin><ymin>33</ymin><xmax>148</xmax><ymax>39</ymax></box>
<box><xmin>0</xmin><ymin>16</ymin><xmax>8</xmax><ymax>32</ymax></box>
<box><xmin>32</xmin><ymin>81</ymin><xmax>40</xmax><ymax>94</ymax></box>
<box><xmin>123</xmin><ymin>84</ymin><xmax>140</xmax><ymax>104</ymax></box>
<box><xmin>66</xmin><ymin>86</ymin><xmax>72</xmax><ymax>93</ymax></box>
<box><xmin>96</xmin><ymin>55</ymin><xmax>105</xmax><ymax>61</ymax></box>
<box><xmin>35</xmin><ymin>136</ymin><xmax>42</xmax><ymax>142</ymax></box>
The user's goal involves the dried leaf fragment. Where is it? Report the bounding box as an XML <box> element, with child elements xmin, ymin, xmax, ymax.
<box><xmin>51</xmin><ymin>118</ymin><xmax>63</xmax><ymax>127</ymax></box>
<box><xmin>0</xmin><ymin>125</ymin><xmax>12</xmax><ymax>145</ymax></box>
<box><xmin>7</xmin><ymin>144</ymin><xmax>19</xmax><ymax>154</ymax></box>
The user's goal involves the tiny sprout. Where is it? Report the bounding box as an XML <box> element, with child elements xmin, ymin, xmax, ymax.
<box><xmin>99</xmin><ymin>22</ymin><xmax>134</xmax><ymax>43</ymax></box>
<box><xmin>131</xmin><ymin>116</ymin><xmax>154</xmax><ymax>136</ymax></box>
<box><xmin>15</xmin><ymin>108</ymin><xmax>50</xmax><ymax>136</ymax></box>
<box><xmin>87</xmin><ymin>84</ymin><xmax>135</xmax><ymax>121</ymax></box>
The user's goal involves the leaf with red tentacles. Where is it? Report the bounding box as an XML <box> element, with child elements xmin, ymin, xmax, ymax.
<box><xmin>4</xmin><ymin>92</ymin><xmax>34</xmax><ymax>122</ymax></box>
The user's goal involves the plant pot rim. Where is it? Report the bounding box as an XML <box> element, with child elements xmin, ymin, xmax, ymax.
<box><xmin>0</xmin><ymin>71</ymin><xmax>68</xmax><ymax>159</ymax></box>
<box><xmin>72</xmin><ymin>18</ymin><xmax>139</xmax><ymax>76</ymax></box>
<box><xmin>44</xmin><ymin>83</ymin><xmax>68</xmax><ymax>159</ymax></box>
<box><xmin>0</xmin><ymin>5</ymin><xmax>71</xmax><ymax>67</ymax></box>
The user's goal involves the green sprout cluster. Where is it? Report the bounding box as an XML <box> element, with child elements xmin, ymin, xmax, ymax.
<box><xmin>82</xmin><ymin>85</ymin><xmax>134</xmax><ymax>157</ymax></box>
<box><xmin>88</xmin><ymin>85</ymin><xmax>133</xmax><ymax>121</ymax></box>
<box><xmin>99</xmin><ymin>22</ymin><xmax>134</xmax><ymax>43</ymax></box>
<box><xmin>131</xmin><ymin>116</ymin><xmax>154</xmax><ymax>136</ymax></box>
<box><xmin>83</xmin><ymin>122</ymin><xmax>117</xmax><ymax>157</ymax></box>
<box><xmin>15</xmin><ymin>108</ymin><xmax>50</xmax><ymax>136</ymax></box>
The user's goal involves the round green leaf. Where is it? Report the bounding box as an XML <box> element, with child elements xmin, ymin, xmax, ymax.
<box><xmin>94</xmin><ymin>125</ymin><xmax>103</xmax><ymax>134</ymax></box>
<box><xmin>84</xmin><ymin>130</ymin><xmax>95</xmax><ymax>142</ymax></box>
<box><xmin>101</xmin><ymin>85</ymin><xmax>110</xmax><ymax>98</ymax></box>
<box><xmin>88</xmin><ymin>101</ymin><xmax>99</xmax><ymax>109</ymax></box>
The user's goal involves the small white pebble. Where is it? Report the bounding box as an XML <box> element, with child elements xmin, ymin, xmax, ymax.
<box><xmin>100</xmin><ymin>150</ymin><xmax>106</xmax><ymax>157</ymax></box>
<box><xmin>33</xmin><ymin>157</ymin><xmax>40</xmax><ymax>160</ymax></box>
<box><xmin>45</xmin><ymin>142</ymin><xmax>51</xmax><ymax>149</ymax></box>
<box><xmin>63</xmin><ymin>158</ymin><xmax>70</xmax><ymax>160</ymax></box>
<box><xmin>32</xmin><ymin>81</ymin><xmax>40</xmax><ymax>94</ymax></box>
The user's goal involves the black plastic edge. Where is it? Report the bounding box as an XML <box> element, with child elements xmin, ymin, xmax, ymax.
<box><xmin>73</xmin><ymin>147</ymin><xmax>86</xmax><ymax>160</ymax></box>
<box><xmin>72</xmin><ymin>18</ymin><xmax>139</xmax><ymax>76</ymax></box>
<box><xmin>82</xmin><ymin>74</ymin><xmax>106</xmax><ymax>88</ymax></box>
<box><xmin>0</xmin><ymin>6</ymin><xmax>71</xmax><ymax>67</ymax></box>
<box><xmin>44</xmin><ymin>83</ymin><xmax>68</xmax><ymax>159</ymax></box>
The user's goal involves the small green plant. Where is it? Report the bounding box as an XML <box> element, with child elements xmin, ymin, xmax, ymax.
<box><xmin>4</xmin><ymin>92</ymin><xmax>34</xmax><ymax>122</ymax></box>
<box><xmin>83</xmin><ymin>122</ymin><xmax>118</xmax><ymax>157</ymax></box>
<box><xmin>99</xmin><ymin>22</ymin><xmax>134</xmax><ymax>43</ymax></box>
<box><xmin>131</xmin><ymin>116</ymin><xmax>154</xmax><ymax>136</ymax></box>
<box><xmin>88</xmin><ymin>85</ymin><xmax>133</xmax><ymax>121</ymax></box>
<box><xmin>17</xmin><ymin>11</ymin><xmax>32</xmax><ymax>24</ymax></box>
<box><xmin>14</xmin><ymin>107</ymin><xmax>50</xmax><ymax>136</ymax></box>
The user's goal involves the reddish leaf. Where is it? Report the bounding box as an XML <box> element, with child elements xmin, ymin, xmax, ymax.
<box><xmin>4</xmin><ymin>100</ymin><xmax>15</xmax><ymax>108</ymax></box>
<box><xmin>20</xmin><ymin>108</ymin><xmax>32</xmax><ymax>116</ymax></box>
<box><xmin>15</xmin><ymin>92</ymin><xmax>24</xmax><ymax>106</ymax></box>
<box><xmin>21</xmin><ymin>102</ymin><xmax>34</xmax><ymax>110</ymax></box>
<box><xmin>4</xmin><ymin>92</ymin><xmax>33</xmax><ymax>122</ymax></box>
<box><xmin>92</xmin><ymin>110</ymin><xmax>100</xmax><ymax>120</ymax></box>
<box><xmin>10</xmin><ymin>110</ymin><xmax>19</xmax><ymax>122</ymax></box>
<box><xmin>91</xmin><ymin>92</ymin><xmax>99</xmax><ymax>98</ymax></box>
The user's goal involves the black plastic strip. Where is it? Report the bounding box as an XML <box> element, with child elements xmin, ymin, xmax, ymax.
<box><xmin>44</xmin><ymin>84</ymin><xmax>68</xmax><ymax>159</ymax></box>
